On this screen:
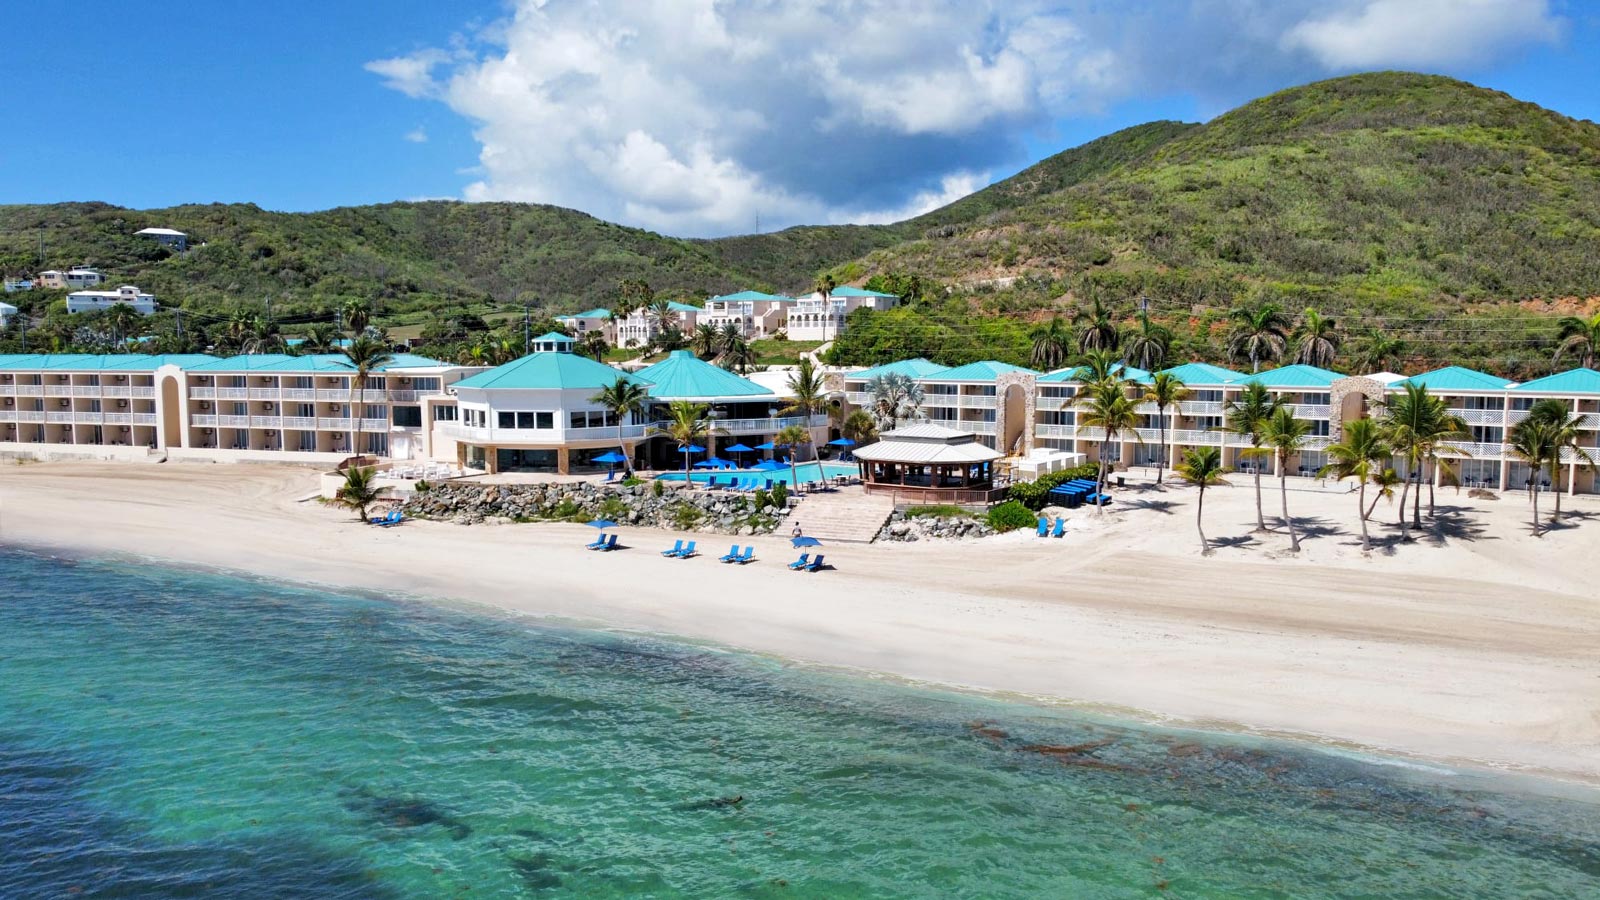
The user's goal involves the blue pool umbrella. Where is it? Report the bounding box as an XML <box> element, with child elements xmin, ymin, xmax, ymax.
<box><xmin>724</xmin><ymin>443</ymin><xmax>755</xmax><ymax>454</ymax></box>
<box><xmin>827</xmin><ymin>437</ymin><xmax>856</xmax><ymax>446</ymax></box>
<box><xmin>753</xmin><ymin>441</ymin><xmax>776</xmax><ymax>451</ymax></box>
<box><xmin>585</xmin><ymin>519</ymin><xmax>619</xmax><ymax>529</ymax></box>
<box><xmin>791</xmin><ymin>535</ymin><xmax>822</xmax><ymax>548</ymax></box>
<box><xmin>593</xmin><ymin>451</ymin><xmax>628</xmax><ymax>464</ymax></box>
<box><xmin>692</xmin><ymin>460</ymin><xmax>718</xmax><ymax>468</ymax></box>
<box><xmin>752</xmin><ymin>459</ymin><xmax>784</xmax><ymax>472</ymax></box>
<box><xmin>678</xmin><ymin>444</ymin><xmax>706</xmax><ymax>454</ymax></box>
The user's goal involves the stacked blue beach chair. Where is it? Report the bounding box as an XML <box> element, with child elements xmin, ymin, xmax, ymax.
<box><xmin>1046</xmin><ymin>478</ymin><xmax>1109</xmax><ymax>510</ymax></box>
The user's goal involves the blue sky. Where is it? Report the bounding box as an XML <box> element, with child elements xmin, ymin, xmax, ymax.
<box><xmin>5</xmin><ymin>2</ymin><xmax>1598</xmax><ymax>237</ymax></box>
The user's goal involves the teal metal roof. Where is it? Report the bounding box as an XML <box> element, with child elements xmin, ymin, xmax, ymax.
<box><xmin>0</xmin><ymin>353</ymin><xmax>219</xmax><ymax>371</ymax></box>
<box><xmin>380</xmin><ymin>353</ymin><xmax>448</xmax><ymax>370</ymax></box>
<box><xmin>452</xmin><ymin>353</ymin><xmax>645</xmax><ymax>391</ymax></box>
<box><xmin>830</xmin><ymin>286</ymin><xmax>896</xmax><ymax>298</ymax></box>
<box><xmin>924</xmin><ymin>360</ymin><xmax>1040</xmax><ymax>382</ymax></box>
<box><xmin>633</xmin><ymin>350</ymin><xmax>772</xmax><ymax>399</ymax></box>
<box><xmin>532</xmin><ymin>331</ymin><xmax>575</xmax><ymax>343</ymax></box>
<box><xmin>711</xmin><ymin>290</ymin><xmax>785</xmax><ymax>303</ymax></box>
<box><xmin>1038</xmin><ymin>362</ymin><xmax>1152</xmax><ymax>384</ymax></box>
<box><xmin>1157</xmin><ymin>362</ymin><xmax>1245</xmax><ymax>384</ymax></box>
<box><xmin>849</xmin><ymin>358</ymin><xmax>949</xmax><ymax>381</ymax></box>
<box><xmin>1239</xmin><ymin>364</ymin><xmax>1343</xmax><ymax>388</ymax></box>
<box><xmin>186</xmin><ymin>354</ymin><xmax>358</xmax><ymax>372</ymax></box>
<box><xmin>667</xmin><ymin>301</ymin><xmax>702</xmax><ymax>313</ymax></box>
<box><xmin>1510</xmin><ymin>367</ymin><xmax>1600</xmax><ymax>394</ymax></box>
<box><xmin>564</xmin><ymin>308</ymin><xmax>612</xmax><ymax>319</ymax></box>
<box><xmin>1399</xmin><ymin>365</ymin><xmax>1513</xmax><ymax>392</ymax></box>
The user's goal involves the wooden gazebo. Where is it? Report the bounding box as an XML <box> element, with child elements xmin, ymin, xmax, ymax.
<box><xmin>852</xmin><ymin>424</ymin><xmax>1006</xmax><ymax>503</ymax></box>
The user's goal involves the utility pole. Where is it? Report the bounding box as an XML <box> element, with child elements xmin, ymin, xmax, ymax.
<box><xmin>176</xmin><ymin>309</ymin><xmax>183</xmax><ymax>343</ymax></box>
<box><xmin>523</xmin><ymin>303</ymin><xmax>531</xmax><ymax>356</ymax></box>
<box><xmin>18</xmin><ymin>316</ymin><xmax>26</xmax><ymax>353</ymax></box>
<box><xmin>38</xmin><ymin>227</ymin><xmax>44</xmax><ymax>267</ymax></box>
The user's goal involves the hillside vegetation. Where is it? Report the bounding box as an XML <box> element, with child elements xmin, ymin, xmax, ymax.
<box><xmin>4</xmin><ymin>73</ymin><xmax>1600</xmax><ymax>376</ymax></box>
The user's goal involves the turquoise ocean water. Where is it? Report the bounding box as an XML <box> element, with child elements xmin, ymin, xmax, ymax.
<box><xmin>2</xmin><ymin>545</ymin><xmax>1597</xmax><ymax>898</ymax></box>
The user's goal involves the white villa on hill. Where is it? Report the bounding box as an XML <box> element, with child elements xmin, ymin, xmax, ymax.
<box><xmin>613</xmin><ymin>301</ymin><xmax>701</xmax><ymax>348</ymax></box>
<box><xmin>37</xmin><ymin>267</ymin><xmax>106</xmax><ymax>290</ymax></box>
<box><xmin>66</xmin><ymin>285</ymin><xmax>158</xmax><ymax>315</ymax></box>
<box><xmin>786</xmin><ymin>286</ymin><xmax>899</xmax><ymax>340</ymax></box>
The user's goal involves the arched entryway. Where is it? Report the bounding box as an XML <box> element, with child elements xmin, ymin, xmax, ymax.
<box><xmin>159</xmin><ymin>376</ymin><xmax>183</xmax><ymax>450</ymax></box>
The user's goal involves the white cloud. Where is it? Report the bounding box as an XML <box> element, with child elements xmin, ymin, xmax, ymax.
<box><xmin>1283</xmin><ymin>0</ymin><xmax>1563</xmax><ymax>69</ymax></box>
<box><xmin>372</xmin><ymin>0</ymin><xmax>1566</xmax><ymax>238</ymax></box>
<box><xmin>404</xmin><ymin>127</ymin><xmax>428</xmax><ymax>144</ymax></box>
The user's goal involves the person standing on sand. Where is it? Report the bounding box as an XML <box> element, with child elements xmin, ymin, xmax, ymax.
<box><xmin>791</xmin><ymin>522</ymin><xmax>802</xmax><ymax>539</ymax></box>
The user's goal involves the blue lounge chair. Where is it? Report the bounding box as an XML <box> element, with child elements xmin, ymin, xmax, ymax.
<box><xmin>787</xmin><ymin>553</ymin><xmax>810</xmax><ymax>570</ymax></box>
<box><xmin>723</xmin><ymin>546</ymin><xmax>753</xmax><ymax>564</ymax></box>
<box><xmin>369</xmin><ymin>509</ymin><xmax>400</xmax><ymax>526</ymax></box>
<box><xmin>1051</xmin><ymin>517</ymin><xmax>1066</xmax><ymax>538</ymax></box>
<box><xmin>718</xmin><ymin>544</ymin><xmax>741</xmax><ymax>562</ymax></box>
<box><xmin>674</xmin><ymin>540</ymin><xmax>697</xmax><ymax>559</ymax></box>
<box><xmin>661</xmin><ymin>539</ymin><xmax>684</xmax><ymax>557</ymax></box>
<box><xmin>604</xmin><ymin>469</ymin><xmax>617</xmax><ymax>482</ymax></box>
<box><xmin>597</xmin><ymin>534</ymin><xmax>619</xmax><ymax>551</ymax></box>
<box><xmin>1036</xmin><ymin>517</ymin><xmax>1049</xmax><ymax>537</ymax></box>
<box><xmin>803</xmin><ymin>555</ymin><xmax>826</xmax><ymax>572</ymax></box>
<box><xmin>585</xmin><ymin>532</ymin><xmax>610</xmax><ymax>550</ymax></box>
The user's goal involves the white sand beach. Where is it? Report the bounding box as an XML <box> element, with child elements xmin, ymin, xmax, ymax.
<box><xmin>3</xmin><ymin>461</ymin><xmax>1598</xmax><ymax>785</ymax></box>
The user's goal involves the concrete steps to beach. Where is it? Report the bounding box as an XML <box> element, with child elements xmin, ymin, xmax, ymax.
<box><xmin>789</xmin><ymin>489</ymin><xmax>894</xmax><ymax>543</ymax></box>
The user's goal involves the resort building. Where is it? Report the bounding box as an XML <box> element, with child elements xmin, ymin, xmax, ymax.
<box><xmin>612</xmin><ymin>301</ymin><xmax>702</xmax><ymax>349</ymax></box>
<box><xmin>36</xmin><ymin>267</ymin><xmax>106</xmax><ymax>290</ymax></box>
<box><xmin>555</xmin><ymin>308</ymin><xmax>612</xmax><ymax>339</ymax></box>
<box><xmin>437</xmin><ymin>348</ymin><xmax>823</xmax><ymax>474</ymax></box>
<box><xmin>786</xmin><ymin>286</ymin><xmax>899</xmax><ymax>341</ymax></box>
<box><xmin>916</xmin><ymin>360</ymin><xmax>1040</xmax><ymax>453</ymax></box>
<box><xmin>135</xmin><ymin>227</ymin><xmax>189</xmax><ymax>251</ymax></box>
<box><xmin>66</xmin><ymin>284</ymin><xmax>158</xmax><ymax>315</ymax></box>
<box><xmin>698</xmin><ymin>290</ymin><xmax>790</xmax><ymax>339</ymax></box>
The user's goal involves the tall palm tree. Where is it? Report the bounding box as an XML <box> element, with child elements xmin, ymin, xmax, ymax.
<box><xmin>1074</xmin><ymin>296</ymin><xmax>1120</xmax><ymax>354</ymax></box>
<box><xmin>1380</xmin><ymin>383</ymin><xmax>1470</xmax><ymax>537</ymax></box>
<box><xmin>1318</xmin><ymin>418</ymin><xmax>1392</xmax><ymax>552</ymax></box>
<box><xmin>1029</xmin><ymin>317</ymin><xmax>1073</xmax><ymax>370</ymax></box>
<box><xmin>1507</xmin><ymin>419</ymin><xmax>1555</xmax><ymax>536</ymax></box>
<box><xmin>1175</xmin><ymin>446</ymin><xmax>1228</xmax><ymax>555</ymax></box>
<box><xmin>1223</xmin><ymin>381</ymin><xmax>1281</xmax><ymax>532</ymax></box>
<box><xmin>340</xmin><ymin>298</ymin><xmax>372</xmax><ymax>337</ymax></box>
<box><xmin>1074</xmin><ymin>348</ymin><xmax>1122</xmax><ymax>385</ymax></box>
<box><xmin>1554</xmin><ymin>312</ymin><xmax>1600</xmax><ymax>369</ymax></box>
<box><xmin>1521</xmin><ymin>398</ymin><xmax>1595</xmax><ymax>523</ymax></box>
<box><xmin>1075</xmin><ymin>376</ymin><xmax>1142</xmax><ymax>514</ymax></box>
<box><xmin>841</xmin><ymin>409</ymin><xmax>877</xmax><ymax>447</ymax></box>
<box><xmin>722</xmin><ymin>336</ymin><xmax>756</xmax><ymax>374</ymax></box>
<box><xmin>648</xmin><ymin>298</ymin><xmax>679</xmax><ymax>335</ymax></box>
<box><xmin>775</xmin><ymin>422</ymin><xmax>813</xmax><ymax>491</ymax></box>
<box><xmin>692</xmin><ymin>323</ymin><xmax>720</xmax><ymax>359</ymax></box>
<box><xmin>717</xmin><ymin>321</ymin><xmax>742</xmax><ymax>356</ymax></box>
<box><xmin>655</xmin><ymin>400</ymin><xmax>714</xmax><ymax>484</ymax></box>
<box><xmin>1226</xmin><ymin>301</ymin><xmax>1291</xmax><ymax>373</ymax></box>
<box><xmin>1261</xmin><ymin>407</ymin><xmax>1312</xmax><ymax>551</ymax></box>
<box><xmin>1143</xmin><ymin>372</ymin><xmax>1188</xmax><ymax>484</ymax></box>
<box><xmin>579</xmin><ymin>329</ymin><xmax>610</xmax><ymax>361</ymax></box>
<box><xmin>865</xmin><ymin>372</ymin><xmax>924</xmax><ymax>430</ymax></box>
<box><xmin>1292</xmin><ymin>307</ymin><xmax>1340</xmax><ymax>368</ymax></box>
<box><xmin>107</xmin><ymin>303</ymin><xmax>139</xmax><ymax>347</ymax></box>
<box><xmin>1123</xmin><ymin>309</ymin><xmax>1172</xmax><ymax>371</ymax></box>
<box><xmin>1351</xmin><ymin>332</ymin><xmax>1406</xmax><ymax>373</ymax></box>
<box><xmin>302</xmin><ymin>322</ymin><xmax>340</xmax><ymax>353</ymax></box>
<box><xmin>783</xmin><ymin>357</ymin><xmax>827</xmax><ymax>427</ymax></box>
<box><xmin>813</xmin><ymin>273</ymin><xmax>836</xmax><ymax>299</ymax></box>
<box><xmin>342</xmin><ymin>335</ymin><xmax>393</xmax><ymax>460</ymax></box>
<box><xmin>335</xmin><ymin>465</ymin><xmax>385</xmax><ymax>523</ymax></box>
<box><xmin>590</xmin><ymin>377</ymin><xmax>651</xmax><ymax>475</ymax></box>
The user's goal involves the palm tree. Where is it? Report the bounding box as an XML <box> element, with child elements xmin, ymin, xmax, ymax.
<box><xmin>1521</xmin><ymin>398</ymin><xmax>1595</xmax><ymax>523</ymax></box>
<box><xmin>1318</xmin><ymin>418</ymin><xmax>1391</xmax><ymax>552</ymax></box>
<box><xmin>1143</xmin><ymin>372</ymin><xmax>1188</xmax><ymax>485</ymax></box>
<box><xmin>1554</xmin><ymin>312</ymin><xmax>1600</xmax><ymax>369</ymax></box>
<box><xmin>579</xmin><ymin>330</ymin><xmax>609</xmax><ymax>361</ymax></box>
<box><xmin>1292</xmin><ymin>307</ymin><xmax>1340</xmax><ymax>368</ymax></box>
<box><xmin>1223</xmin><ymin>381</ymin><xmax>1281</xmax><ymax>532</ymax></box>
<box><xmin>590</xmin><ymin>377</ymin><xmax>651</xmax><ymax>475</ymax></box>
<box><xmin>1029</xmin><ymin>317</ymin><xmax>1073</xmax><ymax>370</ymax></box>
<box><xmin>717</xmin><ymin>322</ymin><xmax>742</xmax><ymax>355</ymax></box>
<box><xmin>342</xmin><ymin>335</ymin><xmax>393</xmax><ymax>460</ymax></box>
<box><xmin>1507</xmin><ymin>419</ymin><xmax>1555</xmax><ymax>536</ymax></box>
<box><xmin>655</xmin><ymin>400</ymin><xmax>714</xmax><ymax>484</ymax></box>
<box><xmin>335</xmin><ymin>465</ymin><xmax>385</xmax><ymax>523</ymax></box>
<box><xmin>1226</xmin><ymin>301</ymin><xmax>1291</xmax><ymax>372</ymax></box>
<box><xmin>783</xmin><ymin>357</ymin><xmax>827</xmax><ymax>440</ymax></box>
<box><xmin>1351</xmin><ymin>332</ymin><xmax>1406</xmax><ymax>373</ymax></box>
<box><xmin>1074</xmin><ymin>296</ymin><xmax>1120</xmax><ymax>354</ymax></box>
<box><xmin>1175</xmin><ymin>446</ymin><xmax>1228</xmax><ymax>555</ymax></box>
<box><xmin>1365</xmin><ymin>466</ymin><xmax>1402</xmax><ymax>520</ymax></box>
<box><xmin>1073</xmin><ymin>348</ymin><xmax>1122</xmax><ymax>385</ymax></box>
<box><xmin>775</xmin><ymin>423</ymin><xmax>813</xmax><ymax>491</ymax></box>
<box><xmin>1075</xmin><ymin>376</ymin><xmax>1142</xmax><ymax>513</ymax></box>
<box><xmin>865</xmin><ymin>372</ymin><xmax>924</xmax><ymax>430</ymax></box>
<box><xmin>457</xmin><ymin>342</ymin><xmax>490</xmax><ymax>366</ymax></box>
<box><xmin>813</xmin><ymin>273</ymin><xmax>836</xmax><ymax>300</ymax></box>
<box><xmin>1261</xmin><ymin>407</ymin><xmax>1312</xmax><ymax>551</ymax></box>
<box><xmin>107</xmin><ymin>303</ymin><xmax>139</xmax><ymax>347</ymax></box>
<box><xmin>1123</xmin><ymin>309</ymin><xmax>1172</xmax><ymax>371</ymax></box>
<box><xmin>721</xmin><ymin>336</ymin><xmax>756</xmax><ymax>373</ymax></box>
<box><xmin>340</xmin><ymin>298</ymin><xmax>372</xmax><ymax>337</ymax></box>
<box><xmin>841</xmin><ymin>408</ymin><xmax>878</xmax><ymax>446</ymax></box>
<box><xmin>1380</xmin><ymin>383</ymin><xmax>1470</xmax><ymax>533</ymax></box>
<box><xmin>648</xmin><ymin>298</ymin><xmax>680</xmax><ymax>335</ymax></box>
<box><xmin>302</xmin><ymin>322</ymin><xmax>340</xmax><ymax>353</ymax></box>
<box><xmin>692</xmin><ymin>323</ymin><xmax>721</xmax><ymax>359</ymax></box>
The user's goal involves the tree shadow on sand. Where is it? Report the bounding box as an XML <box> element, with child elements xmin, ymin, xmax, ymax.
<box><xmin>1281</xmin><ymin>515</ymin><xmax>1345</xmax><ymax>543</ymax></box>
<box><xmin>1540</xmin><ymin>508</ymin><xmax>1598</xmax><ymax>534</ymax></box>
<box><xmin>1208</xmin><ymin>534</ymin><xmax>1260</xmax><ymax>550</ymax></box>
<box><xmin>1125</xmin><ymin>498</ymin><xmax>1180</xmax><ymax>515</ymax></box>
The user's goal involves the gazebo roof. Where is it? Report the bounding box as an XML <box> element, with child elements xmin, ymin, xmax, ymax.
<box><xmin>852</xmin><ymin>424</ymin><xmax>1003</xmax><ymax>465</ymax></box>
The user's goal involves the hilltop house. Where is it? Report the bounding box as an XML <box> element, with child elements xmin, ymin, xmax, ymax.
<box><xmin>555</xmin><ymin>308</ymin><xmax>613</xmax><ymax>340</ymax></box>
<box><xmin>698</xmin><ymin>290</ymin><xmax>791</xmax><ymax>339</ymax></box>
<box><xmin>613</xmin><ymin>301</ymin><xmax>701</xmax><ymax>349</ymax></box>
<box><xmin>66</xmin><ymin>285</ymin><xmax>158</xmax><ymax>315</ymax></box>
<box><xmin>37</xmin><ymin>267</ymin><xmax>106</xmax><ymax>290</ymax></box>
<box><xmin>786</xmin><ymin>286</ymin><xmax>898</xmax><ymax>340</ymax></box>
<box><xmin>135</xmin><ymin>228</ymin><xmax>188</xmax><ymax>251</ymax></box>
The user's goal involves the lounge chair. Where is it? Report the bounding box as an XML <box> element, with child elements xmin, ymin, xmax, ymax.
<box><xmin>787</xmin><ymin>553</ymin><xmax>810</xmax><ymax>570</ymax></box>
<box><xmin>803</xmin><ymin>555</ymin><xmax>826</xmax><ymax>572</ymax></box>
<box><xmin>723</xmin><ymin>546</ymin><xmax>754</xmax><ymax>564</ymax></box>
<box><xmin>660</xmin><ymin>539</ymin><xmax>684</xmax><ymax>557</ymax></box>
<box><xmin>717</xmin><ymin>544</ymin><xmax>741</xmax><ymax>562</ymax></box>
<box><xmin>601</xmin><ymin>534</ymin><xmax>620</xmax><ymax>551</ymax></box>
<box><xmin>1051</xmin><ymin>517</ymin><xmax>1066</xmax><ymax>538</ymax></box>
<box><xmin>369</xmin><ymin>509</ymin><xmax>401</xmax><ymax>526</ymax></box>
<box><xmin>1036</xmin><ymin>517</ymin><xmax>1049</xmax><ymax>537</ymax></box>
<box><xmin>674</xmin><ymin>540</ymin><xmax>697</xmax><ymax>558</ymax></box>
<box><xmin>585</xmin><ymin>532</ymin><xmax>610</xmax><ymax>550</ymax></box>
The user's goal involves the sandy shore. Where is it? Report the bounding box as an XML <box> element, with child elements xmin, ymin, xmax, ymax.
<box><xmin>4</xmin><ymin>461</ymin><xmax>1599</xmax><ymax>785</ymax></box>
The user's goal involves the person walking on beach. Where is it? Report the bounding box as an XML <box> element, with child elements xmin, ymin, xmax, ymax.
<box><xmin>791</xmin><ymin>522</ymin><xmax>803</xmax><ymax>539</ymax></box>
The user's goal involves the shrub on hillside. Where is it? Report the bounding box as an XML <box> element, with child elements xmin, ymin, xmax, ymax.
<box><xmin>986</xmin><ymin>500</ymin><xmax>1037</xmax><ymax>533</ymax></box>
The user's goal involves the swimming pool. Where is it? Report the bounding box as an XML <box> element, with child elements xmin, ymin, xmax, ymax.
<box><xmin>654</xmin><ymin>461</ymin><xmax>859</xmax><ymax>486</ymax></box>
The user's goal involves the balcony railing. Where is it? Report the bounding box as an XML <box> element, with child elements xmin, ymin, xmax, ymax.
<box><xmin>45</xmin><ymin>386</ymin><xmax>74</xmax><ymax>397</ymax></box>
<box><xmin>1036</xmin><ymin>396</ymin><xmax>1073</xmax><ymax>411</ymax></box>
<box><xmin>958</xmin><ymin>395</ymin><xmax>998</xmax><ymax>409</ymax></box>
<box><xmin>1170</xmin><ymin>429</ymin><xmax>1226</xmax><ymax>445</ymax></box>
<box><xmin>219</xmin><ymin>415</ymin><xmax>250</xmax><ymax>427</ymax></box>
<box><xmin>189</xmin><ymin>387</ymin><xmax>216</xmax><ymax>399</ymax></box>
<box><xmin>1447</xmin><ymin>407</ymin><xmax>1507</xmax><ymax>426</ymax></box>
<box><xmin>10</xmin><ymin>385</ymin><xmax>43</xmax><ymax>396</ymax></box>
<box><xmin>1179</xmin><ymin>400</ymin><xmax>1224</xmax><ymax>415</ymax></box>
<box><xmin>945</xmin><ymin>420</ymin><xmax>996</xmax><ymax>435</ymax></box>
<box><xmin>47</xmin><ymin>412</ymin><xmax>75</xmax><ymax>423</ymax></box>
<box><xmin>249</xmin><ymin>388</ymin><xmax>280</xmax><ymax>400</ymax></box>
<box><xmin>132</xmin><ymin>386</ymin><xmax>155</xmax><ymax>398</ymax></box>
<box><xmin>133</xmin><ymin>413</ymin><xmax>157</xmax><ymax>425</ymax></box>
<box><xmin>102</xmin><ymin>386</ymin><xmax>131</xmax><ymax>397</ymax></box>
<box><xmin>281</xmin><ymin>388</ymin><xmax>317</xmax><ymax>401</ymax></box>
<box><xmin>282</xmin><ymin>416</ymin><xmax>317</xmax><ymax>429</ymax></box>
<box><xmin>1286</xmin><ymin>404</ymin><xmax>1331</xmax><ymax>419</ymax></box>
<box><xmin>1036</xmin><ymin>424</ymin><xmax>1078</xmax><ymax>438</ymax></box>
<box><xmin>192</xmin><ymin>415</ymin><xmax>218</xmax><ymax>427</ymax></box>
<box><xmin>216</xmin><ymin>388</ymin><xmax>249</xmax><ymax>400</ymax></box>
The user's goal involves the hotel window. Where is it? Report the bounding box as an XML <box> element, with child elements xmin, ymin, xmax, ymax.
<box><xmin>517</xmin><ymin>412</ymin><xmax>536</xmax><ymax>429</ymax></box>
<box><xmin>295</xmin><ymin>403</ymin><xmax>315</xmax><ymax>418</ymax></box>
<box><xmin>537</xmin><ymin>412</ymin><xmax>554</xmax><ymax>429</ymax></box>
<box><xmin>392</xmin><ymin>406</ymin><xmax>422</xmax><ymax>428</ymax></box>
<box><xmin>232</xmin><ymin>402</ymin><xmax>247</xmax><ymax>416</ymax></box>
<box><xmin>498</xmin><ymin>411</ymin><xmax>515</xmax><ymax>428</ymax></box>
<box><xmin>433</xmin><ymin>405</ymin><xmax>458</xmax><ymax>422</ymax></box>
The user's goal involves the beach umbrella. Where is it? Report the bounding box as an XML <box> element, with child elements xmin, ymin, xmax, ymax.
<box><xmin>585</xmin><ymin>519</ymin><xmax>619</xmax><ymax>529</ymax></box>
<box><xmin>791</xmin><ymin>535</ymin><xmax>822</xmax><ymax>548</ymax></box>
<box><xmin>826</xmin><ymin>437</ymin><xmax>856</xmax><ymax>447</ymax></box>
<box><xmin>678</xmin><ymin>444</ymin><xmax>706</xmax><ymax>454</ymax></box>
<box><xmin>752</xmin><ymin>459</ymin><xmax>784</xmax><ymax>472</ymax></box>
<box><xmin>724</xmin><ymin>443</ymin><xmax>755</xmax><ymax>454</ymax></box>
<box><xmin>593</xmin><ymin>451</ymin><xmax>628</xmax><ymax>464</ymax></box>
<box><xmin>703</xmin><ymin>456</ymin><xmax>733</xmax><ymax>469</ymax></box>
<box><xmin>754</xmin><ymin>441</ymin><xmax>776</xmax><ymax>451</ymax></box>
